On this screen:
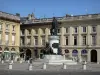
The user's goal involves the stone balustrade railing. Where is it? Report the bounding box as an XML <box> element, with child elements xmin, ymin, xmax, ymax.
<box><xmin>21</xmin><ymin>13</ymin><xmax>100</xmax><ymax>24</ymax></box>
<box><xmin>0</xmin><ymin>11</ymin><xmax>20</xmax><ymax>21</ymax></box>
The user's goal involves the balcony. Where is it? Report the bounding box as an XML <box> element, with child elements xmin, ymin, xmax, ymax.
<box><xmin>12</xmin><ymin>30</ymin><xmax>16</xmax><ymax>34</ymax></box>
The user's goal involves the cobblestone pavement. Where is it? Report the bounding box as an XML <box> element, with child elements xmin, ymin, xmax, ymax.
<box><xmin>0</xmin><ymin>69</ymin><xmax>100</xmax><ymax>75</ymax></box>
<box><xmin>0</xmin><ymin>61</ymin><xmax>100</xmax><ymax>72</ymax></box>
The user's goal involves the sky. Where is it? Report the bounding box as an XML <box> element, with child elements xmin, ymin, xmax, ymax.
<box><xmin>0</xmin><ymin>0</ymin><xmax>100</xmax><ymax>18</ymax></box>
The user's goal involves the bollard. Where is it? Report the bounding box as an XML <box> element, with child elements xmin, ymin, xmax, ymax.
<box><xmin>20</xmin><ymin>59</ymin><xmax>22</xmax><ymax>63</ymax></box>
<box><xmin>28</xmin><ymin>60</ymin><xmax>30</xmax><ymax>63</ymax></box>
<box><xmin>11</xmin><ymin>60</ymin><xmax>13</xmax><ymax>64</ymax></box>
<box><xmin>9</xmin><ymin>63</ymin><xmax>12</xmax><ymax>70</ymax></box>
<box><xmin>97</xmin><ymin>62</ymin><xmax>99</xmax><ymax>64</ymax></box>
<box><xmin>82</xmin><ymin>63</ymin><xmax>86</xmax><ymax>70</ymax></box>
<box><xmin>28</xmin><ymin>64</ymin><xmax>33</xmax><ymax>71</ymax></box>
<box><xmin>1</xmin><ymin>60</ymin><xmax>4</xmax><ymax>64</ymax></box>
<box><xmin>63</xmin><ymin>63</ymin><xmax>67</xmax><ymax>69</ymax></box>
<box><xmin>84</xmin><ymin>61</ymin><xmax>87</xmax><ymax>64</ymax></box>
<box><xmin>43</xmin><ymin>63</ymin><xmax>46</xmax><ymax>69</ymax></box>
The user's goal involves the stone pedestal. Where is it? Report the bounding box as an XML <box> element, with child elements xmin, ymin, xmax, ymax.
<box><xmin>44</xmin><ymin>55</ymin><xmax>77</xmax><ymax>65</ymax></box>
<box><xmin>49</xmin><ymin>36</ymin><xmax>59</xmax><ymax>54</ymax></box>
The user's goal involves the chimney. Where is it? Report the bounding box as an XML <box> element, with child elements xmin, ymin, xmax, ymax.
<box><xmin>28</xmin><ymin>14</ymin><xmax>31</xmax><ymax>20</ymax></box>
<box><xmin>31</xmin><ymin>13</ymin><xmax>35</xmax><ymax>19</ymax></box>
<box><xmin>16</xmin><ymin>13</ymin><xmax>20</xmax><ymax>17</ymax></box>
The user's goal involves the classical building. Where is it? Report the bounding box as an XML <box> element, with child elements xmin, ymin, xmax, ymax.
<box><xmin>20</xmin><ymin>13</ymin><xmax>100</xmax><ymax>63</ymax></box>
<box><xmin>0</xmin><ymin>11</ymin><xmax>20</xmax><ymax>61</ymax></box>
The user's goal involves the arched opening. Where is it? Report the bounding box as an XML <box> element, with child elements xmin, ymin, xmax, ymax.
<box><xmin>0</xmin><ymin>47</ymin><xmax>2</xmax><ymax>59</ymax></box>
<box><xmin>20</xmin><ymin>49</ymin><xmax>24</xmax><ymax>58</ymax></box>
<box><xmin>81</xmin><ymin>49</ymin><xmax>88</xmax><ymax>62</ymax></box>
<box><xmin>72</xmin><ymin>50</ymin><xmax>78</xmax><ymax>62</ymax></box>
<box><xmin>91</xmin><ymin>50</ymin><xmax>97</xmax><ymax>62</ymax></box>
<box><xmin>4</xmin><ymin>47</ymin><xmax>10</xmax><ymax>61</ymax></box>
<box><xmin>34</xmin><ymin>49</ymin><xmax>38</xmax><ymax>58</ymax></box>
<box><xmin>25</xmin><ymin>49</ymin><xmax>31</xmax><ymax>60</ymax></box>
<box><xmin>65</xmin><ymin>49</ymin><xmax>69</xmax><ymax>59</ymax></box>
<box><xmin>11</xmin><ymin>48</ymin><xmax>16</xmax><ymax>60</ymax></box>
<box><xmin>40</xmin><ymin>49</ymin><xmax>44</xmax><ymax>59</ymax></box>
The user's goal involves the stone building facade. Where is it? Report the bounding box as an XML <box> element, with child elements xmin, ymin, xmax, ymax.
<box><xmin>0</xmin><ymin>11</ymin><xmax>20</xmax><ymax>61</ymax></box>
<box><xmin>20</xmin><ymin>13</ymin><xmax>100</xmax><ymax>63</ymax></box>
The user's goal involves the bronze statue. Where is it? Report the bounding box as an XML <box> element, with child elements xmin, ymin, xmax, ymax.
<box><xmin>42</xmin><ymin>17</ymin><xmax>62</xmax><ymax>55</ymax></box>
<box><xmin>50</xmin><ymin>17</ymin><xmax>58</xmax><ymax>35</ymax></box>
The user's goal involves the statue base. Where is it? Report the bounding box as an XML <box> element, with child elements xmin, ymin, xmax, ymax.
<box><xmin>44</xmin><ymin>55</ymin><xmax>77</xmax><ymax>65</ymax></box>
<box><xmin>49</xmin><ymin>35</ymin><xmax>59</xmax><ymax>54</ymax></box>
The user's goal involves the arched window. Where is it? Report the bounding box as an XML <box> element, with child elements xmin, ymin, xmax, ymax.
<box><xmin>65</xmin><ymin>49</ymin><xmax>69</xmax><ymax>53</ymax></box>
<box><xmin>11</xmin><ymin>48</ymin><xmax>15</xmax><ymax>51</ymax></box>
<box><xmin>11</xmin><ymin>48</ymin><xmax>15</xmax><ymax>53</ymax></box>
<box><xmin>72</xmin><ymin>50</ymin><xmax>78</xmax><ymax>56</ymax></box>
<box><xmin>4</xmin><ymin>47</ymin><xmax>9</xmax><ymax>51</ymax></box>
<box><xmin>81</xmin><ymin>49</ymin><xmax>87</xmax><ymax>55</ymax></box>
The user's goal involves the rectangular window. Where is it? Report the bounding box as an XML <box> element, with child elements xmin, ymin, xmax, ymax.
<box><xmin>65</xmin><ymin>36</ymin><xmax>68</xmax><ymax>45</ymax></box>
<box><xmin>27</xmin><ymin>37</ymin><xmax>31</xmax><ymax>45</ymax></box>
<box><xmin>41</xmin><ymin>36</ymin><xmax>45</xmax><ymax>45</ymax></box>
<box><xmin>92</xmin><ymin>26</ymin><xmax>96</xmax><ymax>32</ymax></box>
<box><xmin>57</xmin><ymin>28</ymin><xmax>60</xmax><ymax>33</ymax></box>
<box><xmin>74</xmin><ymin>36</ymin><xmax>77</xmax><ymax>45</ymax></box>
<box><xmin>42</xmin><ymin>29</ymin><xmax>45</xmax><ymax>34</ymax></box>
<box><xmin>21</xmin><ymin>37</ymin><xmax>24</xmax><ymax>45</ymax></box>
<box><xmin>74</xmin><ymin>27</ymin><xmax>77</xmax><ymax>33</ymax></box>
<box><xmin>82</xmin><ymin>36</ymin><xmax>86</xmax><ymax>45</ymax></box>
<box><xmin>5</xmin><ymin>34</ymin><xmax>9</xmax><ymax>45</ymax></box>
<box><xmin>35</xmin><ymin>29</ymin><xmax>38</xmax><ymax>34</ymax></box>
<box><xmin>6</xmin><ymin>24</ymin><xmax>9</xmax><ymax>31</ymax></box>
<box><xmin>12</xmin><ymin>35</ymin><xmax>15</xmax><ymax>45</ymax></box>
<box><xmin>28</xmin><ymin>29</ymin><xmax>31</xmax><ymax>35</ymax></box>
<box><xmin>83</xmin><ymin>27</ymin><xmax>86</xmax><ymax>32</ymax></box>
<box><xmin>12</xmin><ymin>25</ymin><xmax>15</xmax><ymax>31</ymax></box>
<box><xmin>65</xmin><ymin>28</ymin><xmax>68</xmax><ymax>33</ymax></box>
<box><xmin>92</xmin><ymin>35</ymin><xmax>96</xmax><ymax>45</ymax></box>
<box><xmin>34</xmin><ymin>36</ymin><xmax>38</xmax><ymax>45</ymax></box>
<box><xmin>21</xmin><ymin>30</ymin><xmax>24</xmax><ymax>35</ymax></box>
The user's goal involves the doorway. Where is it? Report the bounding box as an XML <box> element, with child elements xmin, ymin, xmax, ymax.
<box><xmin>25</xmin><ymin>49</ymin><xmax>31</xmax><ymax>60</ymax></box>
<box><xmin>91</xmin><ymin>50</ymin><xmax>97</xmax><ymax>62</ymax></box>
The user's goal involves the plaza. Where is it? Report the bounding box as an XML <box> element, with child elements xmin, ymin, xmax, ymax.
<box><xmin>20</xmin><ymin>13</ymin><xmax>100</xmax><ymax>63</ymax></box>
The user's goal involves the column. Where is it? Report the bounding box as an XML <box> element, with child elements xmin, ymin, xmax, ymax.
<box><xmin>96</xmin><ymin>25</ymin><xmax>100</xmax><ymax>46</ymax></box>
<box><xmin>31</xmin><ymin>29</ymin><xmax>34</xmax><ymax>46</ymax></box>
<box><xmin>38</xmin><ymin>28</ymin><xmax>41</xmax><ymax>46</ymax></box>
<box><xmin>38</xmin><ymin>49</ymin><xmax>40</xmax><ymax>59</ymax></box>
<box><xmin>69</xmin><ymin>49</ymin><xmax>72</xmax><ymax>58</ymax></box>
<box><xmin>45</xmin><ymin>28</ymin><xmax>49</xmax><ymax>42</ymax></box>
<box><xmin>87</xmin><ymin>49</ymin><xmax>91</xmax><ymax>62</ymax></box>
<box><xmin>78</xmin><ymin>26</ymin><xmax>82</xmax><ymax>46</ymax></box>
<box><xmin>97</xmin><ymin>49</ymin><xmax>100</xmax><ymax>63</ymax></box>
<box><xmin>87</xmin><ymin>25</ymin><xmax>91</xmax><ymax>46</ymax></box>
<box><xmin>9</xmin><ymin>24</ymin><xmax>12</xmax><ymax>46</ymax></box>
<box><xmin>25</xmin><ymin>29</ymin><xmax>27</xmax><ymax>46</ymax></box>
<box><xmin>69</xmin><ymin>27</ymin><xmax>73</xmax><ymax>46</ymax></box>
<box><xmin>2</xmin><ymin>22</ymin><xmax>5</xmax><ymax>46</ymax></box>
<box><xmin>78</xmin><ymin>49</ymin><xmax>82</xmax><ymax>62</ymax></box>
<box><xmin>60</xmin><ymin>27</ymin><xmax>64</xmax><ymax>46</ymax></box>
